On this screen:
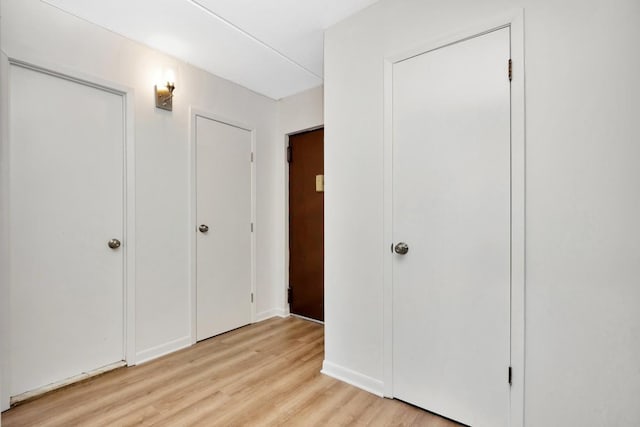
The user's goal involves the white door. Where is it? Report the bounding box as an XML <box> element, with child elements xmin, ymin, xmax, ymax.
<box><xmin>196</xmin><ymin>115</ymin><xmax>252</xmax><ymax>341</ymax></box>
<box><xmin>392</xmin><ymin>28</ymin><xmax>511</xmax><ymax>426</ymax></box>
<box><xmin>9</xmin><ymin>64</ymin><xmax>125</xmax><ymax>397</ymax></box>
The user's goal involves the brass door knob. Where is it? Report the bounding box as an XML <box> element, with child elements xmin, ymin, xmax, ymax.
<box><xmin>108</xmin><ymin>238</ymin><xmax>121</xmax><ymax>249</ymax></box>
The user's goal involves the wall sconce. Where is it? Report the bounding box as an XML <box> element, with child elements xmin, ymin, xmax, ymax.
<box><xmin>155</xmin><ymin>81</ymin><xmax>175</xmax><ymax>111</ymax></box>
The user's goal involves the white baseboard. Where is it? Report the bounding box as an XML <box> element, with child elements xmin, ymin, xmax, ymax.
<box><xmin>135</xmin><ymin>336</ymin><xmax>191</xmax><ymax>365</ymax></box>
<box><xmin>255</xmin><ymin>308</ymin><xmax>288</xmax><ymax>322</ymax></box>
<box><xmin>10</xmin><ymin>360</ymin><xmax>126</xmax><ymax>406</ymax></box>
<box><xmin>290</xmin><ymin>313</ymin><xmax>324</xmax><ymax>325</ymax></box>
<box><xmin>321</xmin><ymin>360</ymin><xmax>384</xmax><ymax>397</ymax></box>
<box><xmin>136</xmin><ymin>310</ymin><xmax>289</xmax><ymax>366</ymax></box>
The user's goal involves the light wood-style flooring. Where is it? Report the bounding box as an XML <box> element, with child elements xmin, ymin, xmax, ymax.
<box><xmin>2</xmin><ymin>317</ymin><xmax>459</xmax><ymax>426</ymax></box>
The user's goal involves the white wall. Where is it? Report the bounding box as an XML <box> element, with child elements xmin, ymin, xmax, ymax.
<box><xmin>278</xmin><ymin>86</ymin><xmax>324</xmax><ymax>136</ymax></box>
<box><xmin>324</xmin><ymin>0</ymin><xmax>640</xmax><ymax>426</ymax></box>
<box><xmin>0</xmin><ymin>0</ymin><xmax>283</xmax><ymax>403</ymax></box>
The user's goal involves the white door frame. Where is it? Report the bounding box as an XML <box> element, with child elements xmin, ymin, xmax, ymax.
<box><xmin>382</xmin><ymin>10</ymin><xmax>525</xmax><ymax>427</ymax></box>
<box><xmin>0</xmin><ymin>56</ymin><xmax>137</xmax><ymax>409</ymax></box>
<box><xmin>188</xmin><ymin>107</ymin><xmax>257</xmax><ymax>344</ymax></box>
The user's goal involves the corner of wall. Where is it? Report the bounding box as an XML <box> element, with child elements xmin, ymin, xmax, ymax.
<box><xmin>321</xmin><ymin>360</ymin><xmax>384</xmax><ymax>397</ymax></box>
<box><xmin>0</xmin><ymin>48</ymin><xmax>11</xmax><ymax>413</ymax></box>
<box><xmin>255</xmin><ymin>308</ymin><xmax>289</xmax><ymax>323</ymax></box>
<box><xmin>135</xmin><ymin>336</ymin><xmax>191</xmax><ymax>365</ymax></box>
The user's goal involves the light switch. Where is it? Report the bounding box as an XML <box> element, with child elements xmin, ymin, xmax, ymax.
<box><xmin>315</xmin><ymin>174</ymin><xmax>324</xmax><ymax>192</ymax></box>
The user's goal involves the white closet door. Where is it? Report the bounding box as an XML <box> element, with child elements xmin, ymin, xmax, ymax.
<box><xmin>9</xmin><ymin>64</ymin><xmax>124</xmax><ymax>397</ymax></box>
<box><xmin>392</xmin><ymin>28</ymin><xmax>512</xmax><ymax>426</ymax></box>
<box><xmin>196</xmin><ymin>116</ymin><xmax>252</xmax><ymax>341</ymax></box>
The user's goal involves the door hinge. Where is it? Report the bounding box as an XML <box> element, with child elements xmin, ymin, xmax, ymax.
<box><xmin>288</xmin><ymin>287</ymin><xmax>293</xmax><ymax>304</ymax></box>
<box><xmin>508</xmin><ymin>59</ymin><xmax>513</xmax><ymax>81</ymax></box>
<box><xmin>251</xmin><ymin>152</ymin><xmax>254</xmax><ymax>162</ymax></box>
<box><xmin>508</xmin><ymin>366</ymin><xmax>512</xmax><ymax>385</ymax></box>
<box><xmin>287</xmin><ymin>145</ymin><xmax>292</xmax><ymax>163</ymax></box>
<box><xmin>251</xmin><ymin>222</ymin><xmax>254</xmax><ymax>232</ymax></box>
<box><xmin>251</xmin><ymin>293</ymin><xmax>254</xmax><ymax>303</ymax></box>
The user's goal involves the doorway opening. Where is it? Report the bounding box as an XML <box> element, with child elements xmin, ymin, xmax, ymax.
<box><xmin>287</xmin><ymin>128</ymin><xmax>324</xmax><ymax>322</ymax></box>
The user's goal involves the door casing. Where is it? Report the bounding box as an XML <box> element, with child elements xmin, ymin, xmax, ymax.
<box><xmin>188</xmin><ymin>107</ymin><xmax>257</xmax><ymax>344</ymax></box>
<box><xmin>284</xmin><ymin>125</ymin><xmax>324</xmax><ymax>319</ymax></box>
<box><xmin>382</xmin><ymin>10</ymin><xmax>525</xmax><ymax>427</ymax></box>
<box><xmin>288</xmin><ymin>128</ymin><xmax>325</xmax><ymax>322</ymax></box>
<box><xmin>0</xmin><ymin>56</ymin><xmax>136</xmax><ymax>410</ymax></box>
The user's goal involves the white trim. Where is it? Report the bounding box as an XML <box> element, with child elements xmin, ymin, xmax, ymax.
<box><xmin>290</xmin><ymin>314</ymin><xmax>323</xmax><ymax>325</ymax></box>
<box><xmin>382</xmin><ymin>10</ymin><xmax>526</xmax><ymax>427</ymax></box>
<box><xmin>255</xmin><ymin>309</ymin><xmax>289</xmax><ymax>322</ymax></box>
<box><xmin>135</xmin><ymin>336</ymin><xmax>191</xmax><ymax>365</ymax></box>
<box><xmin>287</xmin><ymin>125</ymin><xmax>324</xmax><ymax>136</ymax></box>
<box><xmin>122</xmin><ymin>70</ymin><xmax>137</xmax><ymax>367</ymax></box>
<box><xmin>188</xmin><ymin>107</ymin><xmax>257</xmax><ymax>344</ymax></box>
<box><xmin>382</xmin><ymin>57</ymin><xmax>394</xmax><ymax>399</ymax></box>
<box><xmin>7</xmin><ymin>58</ymin><xmax>127</xmax><ymax>97</ymax></box>
<box><xmin>9</xmin><ymin>361</ymin><xmax>126</xmax><ymax>406</ymax></box>
<box><xmin>321</xmin><ymin>361</ymin><xmax>384</xmax><ymax>397</ymax></box>
<box><xmin>0</xmin><ymin>50</ymin><xmax>11</xmax><ymax>412</ymax></box>
<box><xmin>1</xmin><ymin>57</ymin><xmax>137</xmax><ymax>405</ymax></box>
<box><xmin>283</xmin><ymin>132</ymin><xmax>290</xmax><ymax>315</ymax></box>
<box><xmin>508</xmin><ymin>12</ymin><xmax>527</xmax><ymax>427</ymax></box>
<box><xmin>189</xmin><ymin>108</ymin><xmax>197</xmax><ymax>344</ymax></box>
<box><xmin>250</xmin><ymin>122</ymin><xmax>257</xmax><ymax>325</ymax></box>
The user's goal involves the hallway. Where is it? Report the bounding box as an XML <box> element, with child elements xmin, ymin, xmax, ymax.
<box><xmin>2</xmin><ymin>317</ymin><xmax>458</xmax><ymax>426</ymax></box>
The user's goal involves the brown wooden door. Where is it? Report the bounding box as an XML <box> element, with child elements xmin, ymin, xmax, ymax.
<box><xmin>288</xmin><ymin>128</ymin><xmax>324</xmax><ymax>321</ymax></box>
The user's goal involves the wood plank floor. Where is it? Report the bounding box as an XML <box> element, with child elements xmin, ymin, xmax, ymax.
<box><xmin>2</xmin><ymin>317</ymin><xmax>459</xmax><ymax>426</ymax></box>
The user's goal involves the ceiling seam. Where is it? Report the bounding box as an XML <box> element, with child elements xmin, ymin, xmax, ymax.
<box><xmin>187</xmin><ymin>0</ymin><xmax>323</xmax><ymax>81</ymax></box>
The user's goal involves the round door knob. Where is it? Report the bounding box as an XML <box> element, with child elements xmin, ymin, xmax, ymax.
<box><xmin>199</xmin><ymin>224</ymin><xmax>209</xmax><ymax>233</ymax></box>
<box><xmin>394</xmin><ymin>242</ymin><xmax>409</xmax><ymax>255</ymax></box>
<box><xmin>108</xmin><ymin>238</ymin><xmax>121</xmax><ymax>249</ymax></box>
